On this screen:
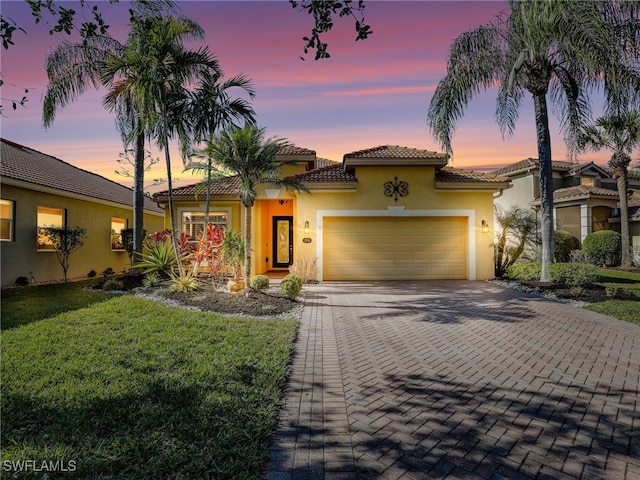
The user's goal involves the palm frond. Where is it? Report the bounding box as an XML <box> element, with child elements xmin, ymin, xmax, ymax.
<box><xmin>427</xmin><ymin>23</ymin><xmax>504</xmax><ymax>155</ymax></box>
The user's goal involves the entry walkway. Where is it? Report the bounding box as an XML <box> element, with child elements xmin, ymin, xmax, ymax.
<box><xmin>266</xmin><ymin>281</ymin><xmax>640</xmax><ymax>479</ymax></box>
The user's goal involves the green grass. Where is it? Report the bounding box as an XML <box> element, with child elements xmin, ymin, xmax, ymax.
<box><xmin>587</xmin><ymin>268</ymin><xmax>640</xmax><ymax>324</ymax></box>
<box><xmin>1</xmin><ymin>296</ymin><xmax>298</xmax><ymax>479</ymax></box>
<box><xmin>1</xmin><ymin>279</ymin><xmax>111</xmax><ymax>330</ymax></box>
<box><xmin>587</xmin><ymin>300</ymin><xmax>640</xmax><ymax>325</ymax></box>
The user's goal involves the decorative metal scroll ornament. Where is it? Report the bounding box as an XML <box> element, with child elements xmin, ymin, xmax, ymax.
<box><xmin>383</xmin><ymin>177</ymin><xmax>409</xmax><ymax>202</ymax></box>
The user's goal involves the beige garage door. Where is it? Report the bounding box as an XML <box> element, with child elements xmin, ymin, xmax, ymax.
<box><xmin>323</xmin><ymin>216</ymin><xmax>467</xmax><ymax>280</ymax></box>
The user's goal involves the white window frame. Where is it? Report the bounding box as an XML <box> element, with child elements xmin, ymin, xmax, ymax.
<box><xmin>1</xmin><ymin>199</ymin><xmax>14</xmax><ymax>242</ymax></box>
<box><xmin>179</xmin><ymin>207</ymin><xmax>230</xmax><ymax>243</ymax></box>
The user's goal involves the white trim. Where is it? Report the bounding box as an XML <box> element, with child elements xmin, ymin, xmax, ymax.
<box><xmin>177</xmin><ymin>206</ymin><xmax>231</xmax><ymax>237</ymax></box>
<box><xmin>315</xmin><ymin>209</ymin><xmax>477</xmax><ymax>281</ymax></box>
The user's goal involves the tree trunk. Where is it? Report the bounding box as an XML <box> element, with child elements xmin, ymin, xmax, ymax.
<box><xmin>132</xmin><ymin>131</ymin><xmax>145</xmax><ymax>270</ymax></box>
<box><xmin>164</xmin><ymin>138</ymin><xmax>184</xmax><ymax>278</ymax></box>
<box><xmin>205</xmin><ymin>160</ymin><xmax>211</xmax><ymax>224</ymax></box>
<box><xmin>533</xmin><ymin>92</ymin><xmax>554</xmax><ymax>282</ymax></box>
<box><xmin>616</xmin><ymin>166</ymin><xmax>631</xmax><ymax>267</ymax></box>
<box><xmin>243</xmin><ymin>203</ymin><xmax>252</xmax><ymax>284</ymax></box>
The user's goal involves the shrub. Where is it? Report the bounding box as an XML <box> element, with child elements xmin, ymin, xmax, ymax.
<box><xmin>504</xmin><ymin>262</ymin><xmax>541</xmax><ymax>282</ymax></box>
<box><xmin>143</xmin><ymin>272</ymin><xmax>162</xmax><ymax>288</ymax></box>
<box><xmin>15</xmin><ymin>276</ymin><xmax>29</xmax><ymax>287</ymax></box>
<box><xmin>289</xmin><ymin>257</ymin><xmax>318</xmax><ymax>284</ymax></box>
<box><xmin>133</xmin><ymin>239</ymin><xmax>178</xmax><ymax>277</ymax></box>
<box><xmin>40</xmin><ymin>225</ymin><xmax>87</xmax><ymax>282</ymax></box>
<box><xmin>549</xmin><ymin>262</ymin><xmax>601</xmax><ymax>287</ymax></box>
<box><xmin>280</xmin><ymin>274</ymin><xmax>302</xmax><ymax>300</ymax></box>
<box><xmin>168</xmin><ymin>269</ymin><xmax>200</xmax><ymax>292</ymax></box>
<box><xmin>582</xmin><ymin>230</ymin><xmax>621</xmax><ymax>267</ymax></box>
<box><xmin>220</xmin><ymin>230</ymin><xmax>245</xmax><ymax>278</ymax></box>
<box><xmin>250</xmin><ymin>275</ymin><xmax>270</xmax><ymax>290</ymax></box>
<box><xmin>494</xmin><ymin>206</ymin><xmax>539</xmax><ymax>277</ymax></box>
<box><xmin>102</xmin><ymin>267</ymin><xmax>116</xmax><ymax>277</ymax></box>
<box><xmin>554</xmin><ymin>230</ymin><xmax>580</xmax><ymax>262</ymax></box>
<box><xmin>102</xmin><ymin>279</ymin><xmax>124</xmax><ymax>291</ymax></box>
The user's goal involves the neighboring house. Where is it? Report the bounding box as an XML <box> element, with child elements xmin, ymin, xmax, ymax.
<box><xmin>1</xmin><ymin>138</ymin><xmax>165</xmax><ymax>286</ymax></box>
<box><xmin>153</xmin><ymin>145</ymin><xmax>510</xmax><ymax>281</ymax></box>
<box><xmin>491</xmin><ymin>158</ymin><xmax>640</xmax><ymax>247</ymax></box>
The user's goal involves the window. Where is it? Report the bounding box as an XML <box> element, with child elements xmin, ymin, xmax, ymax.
<box><xmin>37</xmin><ymin>206</ymin><xmax>65</xmax><ymax>251</ymax></box>
<box><xmin>111</xmin><ymin>217</ymin><xmax>127</xmax><ymax>250</ymax></box>
<box><xmin>181</xmin><ymin>211</ymin><xmax>228</xmax><ymax>241</ymax></box>
<box><xmin>1</xmin><ymin>199</ymin><xmax>14</xmax><ymax>241</ymax></box>
<box><xmin>580</xmin><ymin>177</ymin><xmax>595</xmax><ymax>187</ymax></box>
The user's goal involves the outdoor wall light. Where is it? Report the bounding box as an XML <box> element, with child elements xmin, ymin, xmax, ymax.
<box><xmin>302</xmin><ymin>220</ymin><xmax>312</xmax><ymax>243</ymax></box>
<box><xmin>481</xmin><ymin>219</ymin><xmax>490</xmax><ymax>234</ymax></box>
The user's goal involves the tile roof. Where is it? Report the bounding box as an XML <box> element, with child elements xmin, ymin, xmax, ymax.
<box><xmin>490</xmin><ymin>158</ymin><xmax>614</xmax><ymax>178</ymax></box>
<box><xmin>436</xmin><ymin>167</ymin><xmax>511</xmax><ymax>186</ymax></box>
<box><xmin>278</xmin><ymin>145</ymin><xmax>316</xmax><ymax>156</ymax></box>
<box><xmin>153</xmin><ymin>175</ymin><xmax>242</xmax><ymax>200</ymax></box>
<box><xmin>285</xmin><ymin>164</ymin><xmax>357</xmax><ymax>189</ymax></box>
<box><xmin>553</xmin><ymin>185</ymin><xmax>620</xmax><ymax>200</ymax></box>
<box><xmin>491</xmin><ymin>158</ymin><xmax>577</xmax><ymax>176</ymax></box>
<box><xmin>1</xmin><ymin>138</ymin><xmax>162</xmax><ymax>213</ymax></box>
<box><xmin>344</xmin><ymin>145</ymin><xmax>447</xmax><ymax>160</ymax></box>
<box><xmin>315</xmin><ymin>157</ymin><xmax>341</xmax><ymax>168</ymax></box>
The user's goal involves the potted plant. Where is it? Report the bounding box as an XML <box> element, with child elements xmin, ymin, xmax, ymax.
<box><xmin>221</xmin><ymin>230</ymin><xmax>246</xmax><ymax>292</ymax></box>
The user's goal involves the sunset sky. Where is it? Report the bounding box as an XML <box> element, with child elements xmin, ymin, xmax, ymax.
<box><xmin>1</xmin><ymin>0</ymin><xmax>610</xmax><ymax>191</ymax></box>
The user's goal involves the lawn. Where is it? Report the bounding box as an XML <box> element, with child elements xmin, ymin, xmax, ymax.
<box><xmin>1</xmin><ymin>295</ymin><xmax>298</xmax><ymax>479</ymax></box>
<box><xmin>586</xmin><ymin>268</ymin><xmax>640</xmax><ymax>325</ymax></box>
<box><xmin>1</xmin><ymin>279</ymin><xmax>112</xmax><ymax>330</ymax></box>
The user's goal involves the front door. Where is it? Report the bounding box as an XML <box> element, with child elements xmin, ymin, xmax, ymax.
<box><xmin>273</xmin><ymin>216</ymin><xmax>293</xmax><ymax>268</ymax></box>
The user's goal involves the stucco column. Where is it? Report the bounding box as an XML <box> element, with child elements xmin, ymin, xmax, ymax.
<box><xmin>580</xmin><ymin>204</ymin><xmax>591</xmax><ymax>243</ymax></box>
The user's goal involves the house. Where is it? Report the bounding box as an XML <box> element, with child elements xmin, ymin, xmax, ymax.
<box><xmin>490</xmin><ymin>158</ymin><xmax>640</xmax><ymax>249</ymax></box>
<box><xmin>153</xmin><ymin>145</ymin><xmax>510</xmax><ymax>281</ymax></box>
<box><xmin>1</xmin><ymin>138</ymin><xmax>165</xmax><ymax>286</ymax></box>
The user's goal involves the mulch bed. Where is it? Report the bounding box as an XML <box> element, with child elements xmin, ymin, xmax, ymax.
<box><xmin>88</xmin><ymin>274</ymin><xmax>300</xmax><ymax>317</ymax></box>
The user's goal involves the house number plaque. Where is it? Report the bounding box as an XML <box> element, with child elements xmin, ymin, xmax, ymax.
<box><xmin>384</xmin><ymin>177</ymin><xmax>409</xmax><ymax>202</ymax></box>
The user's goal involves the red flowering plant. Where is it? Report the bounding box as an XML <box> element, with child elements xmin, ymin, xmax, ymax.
<box><xmin>145</xmin><ymin>229</ymin><xmax>173</xmax><ymax>247</ymax></box>
<box><xmin>191</xmin><ymin>224</ymin><xmax>225</xmax><ymax>275</ymax></box>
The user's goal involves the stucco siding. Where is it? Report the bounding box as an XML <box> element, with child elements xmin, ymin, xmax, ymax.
<box><xmin>1</xmin><ymin>184</ymin><xmax>164</xmax><ymax>286</ymax></box>
<box><xmin>294</xmin><ymin>166</ymin><xmax>496</xmax><ymax>281</ymax></box>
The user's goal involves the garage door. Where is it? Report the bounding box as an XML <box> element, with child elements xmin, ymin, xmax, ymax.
<box><xmin>323</xmin><ymin>216</ymin><xmax>467</xmax><ymax>280</ymax></box>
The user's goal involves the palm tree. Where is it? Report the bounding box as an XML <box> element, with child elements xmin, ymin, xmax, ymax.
<box><xmin>101</xmin><ymin>15</ymin><xmax>255</xmax><ymax>277</ymax></box>
<box><xmin>184</xmin><ymin>141</ymin><xmax>225</xmax><ymax>224</ymax></box>
<box><xmin>579</xmin><ymin>111</ymin><xmax>640</xmax><ymax>267</ymax></box>
<box><xmin>42</xmin><ymin>3</ymin><xmax>176</xmax><ymax>266</ymax></box>
<box><xmin>206</xmin><ymin>126</ymin><xmax>309</xmax><ymax>283</ymax></box>
<box><xmin>427</xmin><ymin>0</ymin><xmax>640</xmax><ymax>282</ymax></box>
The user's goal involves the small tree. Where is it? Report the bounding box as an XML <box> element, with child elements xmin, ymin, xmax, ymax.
<box><xmin>494</xmin><ymin>206</ymin><xmax>539</xmax><ymax>278</ymax></box>
<box><xmin>40</xmin><ymin>226</ymin><xmax>87</xmax><ymax>282</ymax></box>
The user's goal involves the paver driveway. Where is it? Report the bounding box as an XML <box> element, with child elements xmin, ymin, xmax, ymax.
<box><xmin>266</xmin><ymin>281</ymin><xmax>640</xmax><ymax>480</ymax></box>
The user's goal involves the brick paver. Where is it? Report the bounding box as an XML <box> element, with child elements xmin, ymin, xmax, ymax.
<box><xmin>265</xmin><ymin>281</ymin><xmax>640</xmax><ymax>479</ymax></box>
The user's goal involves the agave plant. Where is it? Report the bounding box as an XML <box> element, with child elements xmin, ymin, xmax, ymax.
<box><xmin>168</xmin><ymin>267</ymin><xmax>200</xmax><ymax>292</ymax></box>
<box><xmin>134</xmin><ymin>239</ymin><xmax>184</xmax><ymax>277</ymax></box>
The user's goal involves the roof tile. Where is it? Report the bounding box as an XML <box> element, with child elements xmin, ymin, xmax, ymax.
<box><xmin>278</xmin><ymin>145</ymin><xmax>316</xmax><ymax>156</ymax></box>
<box><xmin>285</xmin><ymin>164</ymin><xmax>357</xmax><ymax>186</ymax></box>
<box><xmin>153</xmin><ymin>175</ymin><xmax>242</xmax><ymax>199</ymax></box>
<box><xmin>1</xmin><ymin>138</ymin><xmax>162</xmax><ymax>213</ymax></box>
<box><xmin>553</xmin><ymin>185</ymin><xmax>619</xmax><ymax>200</ymax></box>
<box><xmin>436</xmin><ymin>167</ymin><xmax>510</xmax><ymax>184</ymax></box>
<box><xmin>344</xmin><ymin>145</ymin><xmax>447</xmax><ymax>160</ymax></box>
